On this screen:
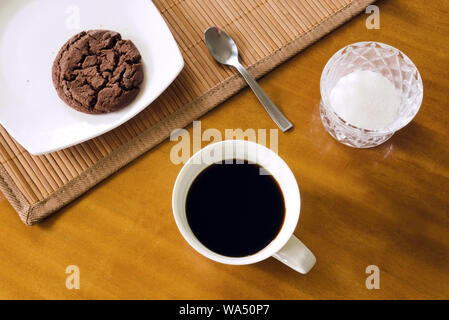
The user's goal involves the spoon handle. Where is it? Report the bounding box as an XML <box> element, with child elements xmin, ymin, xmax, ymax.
<box><xmin>234</xmin><ymin>62</ymin><xmax>293</xmax><ymax>132</ymax></box>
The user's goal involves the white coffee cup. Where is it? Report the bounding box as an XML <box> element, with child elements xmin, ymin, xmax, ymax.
<box><xmin>172</xmin><ymin>140</ymin><xmax>316</xmax><ymax>274</ymax></box>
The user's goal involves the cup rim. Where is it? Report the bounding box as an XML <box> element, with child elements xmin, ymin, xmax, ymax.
<box><xmin>172</xmin><ymin>139</ymin><xmax>301</xmax><ymax>265</ymax></box>
<box><xmin>320</xmin><ymin>41</ymin><xmax>424</xmax><ymax>134</ymax></box>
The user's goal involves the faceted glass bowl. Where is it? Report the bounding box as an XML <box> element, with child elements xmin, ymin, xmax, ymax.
<box><xmin>320</xmin><ymin>42</ymin><xmax>423</xmax><ymax>148</ymax></box>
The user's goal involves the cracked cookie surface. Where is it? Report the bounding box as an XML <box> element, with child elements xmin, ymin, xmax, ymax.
<box><xmin>52</xmin><ymin>30</ymin><xmax>144</xmax><ymax>114</ymax></box>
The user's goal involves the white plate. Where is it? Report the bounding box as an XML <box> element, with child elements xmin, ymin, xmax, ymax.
<box><xmin>0</xmin><ymin>0</ymin><xmax>183</xmax><ymax>155</ymax></box>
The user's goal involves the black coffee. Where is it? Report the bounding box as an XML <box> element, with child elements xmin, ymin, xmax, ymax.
<box><xmin>185</xmin><ymin>161</ymin><xmax>285</xmax><ymax>257</ymax></box>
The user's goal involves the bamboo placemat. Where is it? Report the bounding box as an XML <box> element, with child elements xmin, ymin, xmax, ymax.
<box><xmin>0</xmin><ymin>0</ymin><xmax>375</xmax><ymax>224</ymax></box>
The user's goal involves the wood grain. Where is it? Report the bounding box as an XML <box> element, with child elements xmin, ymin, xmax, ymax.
<box><xmin>0</xmin><ymin>0</ymin><xmax>448</xmax><ymax>299</ymax></box>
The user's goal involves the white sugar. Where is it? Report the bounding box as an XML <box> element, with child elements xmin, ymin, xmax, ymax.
<box><xmin>329</xmin><ymin>70</ymin><xmax>400</xmax><ymax>130</ymax></box>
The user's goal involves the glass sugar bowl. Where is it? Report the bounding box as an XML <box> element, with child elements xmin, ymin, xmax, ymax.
<box><xmin>320</xmin><ymin>42</ymin><xmax>423</xmax><ymax>148</ymax></box>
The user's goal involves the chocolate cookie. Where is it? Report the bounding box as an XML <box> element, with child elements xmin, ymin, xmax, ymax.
<box><xmin>52</xmin><ymin>30</ymin><xmax>144</xmax><ymax>114</ymax></box>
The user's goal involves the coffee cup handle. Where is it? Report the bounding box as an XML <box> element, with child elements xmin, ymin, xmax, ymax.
<box><xmin>272</xmin><ymin>235</ymin><xmax>316</xmax><ymax>274</ymax></box>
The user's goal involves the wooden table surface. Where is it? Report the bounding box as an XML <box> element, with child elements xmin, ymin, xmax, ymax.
<box><xmin>1</xmin><ymin>0</ymin><xmax>448</xmax><ymax>299</ymax></box>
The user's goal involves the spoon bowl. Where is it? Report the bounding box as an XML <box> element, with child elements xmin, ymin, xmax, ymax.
<box><xmin>204</xmin><ymin>27</ymin><xmax>239</xmax><ymax>65</ymax></box>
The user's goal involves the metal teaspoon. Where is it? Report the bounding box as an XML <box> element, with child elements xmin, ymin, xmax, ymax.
<box><xmin>204</xmin><ymin>27</ymin><xmax>293</xmax><ymax>132</ymax></box>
